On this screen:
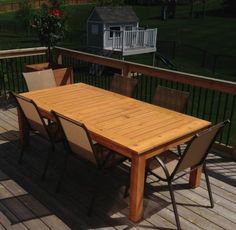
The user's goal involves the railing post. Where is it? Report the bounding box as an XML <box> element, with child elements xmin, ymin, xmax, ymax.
<box><xmin>55</xmin><ymin>49</ymin><xmax>62</xmax><ymax>65</ymax></box>
<box><xmin>122</xmin><ymin>64</ymin><xmax>131</xmax><ymax>78</ymax></box>
<box><xmin>232</xmin><ymin>137</ymin><xmax>236</xmax><ymax>161</ymax></box>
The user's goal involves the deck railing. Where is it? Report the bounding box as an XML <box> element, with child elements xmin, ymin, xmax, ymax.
<box><xmin>104</xmin><ymin>29</ymin><xmax>157</xmax><ymax>51</ymax></box>
<box><xmin>0</xmin><ymin>46</ymin><xmax>235</xmax><ymax>153</ymax></box>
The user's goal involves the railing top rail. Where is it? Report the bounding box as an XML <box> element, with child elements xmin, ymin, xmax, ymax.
<box><xmin>55</xmin><ymin>46</ymin><xmax>236</xmax><ymax>95</ymax></box>
<box><xmin>0</xmin><ymin>47</ymin><xmax>47</xmax><ymax>59</ymax></box>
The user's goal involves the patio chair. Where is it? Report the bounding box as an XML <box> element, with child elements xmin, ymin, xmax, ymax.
<box><xmin>52</xmin><ymin>110</ymin><xmax>127</xmax><ymax>216</ymax></box>
<box><xmin>146</xmin><ymin>120</ymin><xmax>229</xmax><ymax>230</ymax></box>
<box><xmin>110</xmin><ymin>74</ymin><xmax>138</xmax><ymax>97</ymax></box>
<box><xmin>11</xmin><ymin>92</ymin><xmax>63</xmax><ymax>180</ymax></box>
<box><xmin>152</xmin><ymin>85</ymin><xmax>190</xmax><ymax>155</ymax></box>
<box><xmin>152</xmin><ymin>85</ymin><xmax>190</xmax><ymax>113</ymax></box>
<box><xmin>23</xmin><ymin>69</ymin><xmax>57</xmax><ymax>91</ymax></box>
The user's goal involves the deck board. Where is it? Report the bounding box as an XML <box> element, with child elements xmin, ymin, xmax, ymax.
<box><xmin>0</xmin><ymin>106</ymin><xmax>236</xmax><ymax>229</ymax></box>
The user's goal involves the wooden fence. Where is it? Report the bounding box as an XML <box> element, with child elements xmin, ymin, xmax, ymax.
<box><xmin>0</xmin><ymin>46</ymin><xmax>235</xmax><ymax>157</ymax></box>
<box><xmin>0</xmin><ymin>0</ymin><xmax>91</xmax><ymax>13</ymax></box>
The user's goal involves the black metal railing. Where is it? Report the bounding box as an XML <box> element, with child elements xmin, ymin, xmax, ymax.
<box><xmin>60</xmin><ymin>52</ymin><xmax>236</xmax><ymax>147</ymax></box>
<box><xmin>0</xmin><ymin>47</ymin><xmax>235</xmax><ymax>148</ymax></box>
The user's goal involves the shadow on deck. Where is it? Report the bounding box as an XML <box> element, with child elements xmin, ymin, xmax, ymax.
<box><xmin>0</xmin><ymin>106</ymin><xmax>236</xmax><ymax>230</ymax></box>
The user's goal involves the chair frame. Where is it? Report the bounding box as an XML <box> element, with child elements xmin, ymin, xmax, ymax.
<box><xmin>23</xmin><ymin>69</ymin><xmax>57</xmax><ymax>92</ymax></box>
<box><xmin>10</xmin><ymin>92</ymin><xmax>59</xmax><ymax>180</ymax></box>
<box><xmin>148</xmin><ymin>120</ymin><xmax>229</xmax><ymax>230</ymax></box>
<box><xmin>110</xmin><ymin>74</ymin><xmax>138</xmax><ymax>97</ymax></box>
<box><xmin>52</xmin><ymin>110</ymin><xmax>126</xmax><ymax>216</ymax></box>
<box><xmin>152</xmin><ymin>85</ymin><xmax>190</xmax><ymax>156</ymax></box>
<box><xmin>152</xmin><ymin>85</ymin><xmax>190</xmax><ymax>113</ymax></box>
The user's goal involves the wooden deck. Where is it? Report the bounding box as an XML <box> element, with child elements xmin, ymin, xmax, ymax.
<box><xmin>0</xmin><ymin>105</ymin><xmax>236</xmax><ymax>230</ymax></box>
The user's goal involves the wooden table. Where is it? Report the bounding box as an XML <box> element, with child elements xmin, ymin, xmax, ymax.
<box><xmin>19</xmin><ymin>83</ymin><xmax>211</xmax><ymax>222</ymax></box>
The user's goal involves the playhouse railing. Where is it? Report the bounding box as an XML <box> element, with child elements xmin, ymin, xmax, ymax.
<box><xmin>104</xmin><ymin>28</ymin><xmax>157</xmax><ymax>51</ymax></box>
<box><xmin>123</xmin><ymin>28</ymin><xmax>157</xmax><ymax>50</ymax></box>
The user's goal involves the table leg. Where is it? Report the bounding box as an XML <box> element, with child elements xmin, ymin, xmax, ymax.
<box><xmin>17</xmin><ymin>107</ymin><xmax>29</xmax><ymax>147</ymax></box>
<box><xmin>189</xmin><ymin>165</ymin><xmax>203</xmax><ymax>188</ymax></box>
<box><xmin>129</xmin><ymin>155</ymin><xmax>146</xmax><ymax>222</ymax></box>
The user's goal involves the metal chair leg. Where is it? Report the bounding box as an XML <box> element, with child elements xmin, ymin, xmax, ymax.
<box><xmin>177</xmin><ymin>145</ymin><xmax>182</xmax><ymax>156</ymax></box>
<box><xmin>168</xmin><ymin>181</ymin><xmax>181</xmax><ymax>230</ymax></box>
<box><xmin>203</xmin><ymin>164</ymin><xmax>214</xmax><ymax>208</ymax></box>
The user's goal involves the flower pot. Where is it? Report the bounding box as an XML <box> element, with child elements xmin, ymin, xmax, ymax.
<box><xmin>25</xmin><ymin>62</ymin><xmax>73</xmax><ymax>86</ymax></box>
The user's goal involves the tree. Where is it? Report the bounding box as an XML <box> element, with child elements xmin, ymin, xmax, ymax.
<box><xmin>16</xmin><ymin>0</ymin><xmax>32</xmax><ymax>35</ymax></box>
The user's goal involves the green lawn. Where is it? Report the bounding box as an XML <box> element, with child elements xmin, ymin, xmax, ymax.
<box><xmin>0</xmin><ymin>1</ymin><xmax>235</xmax><ymax>80</ymax></box>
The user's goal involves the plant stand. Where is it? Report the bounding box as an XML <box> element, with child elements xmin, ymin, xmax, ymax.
<box><xmin>25</xmin><ymin>62</ymin><xmax>73</xmax><ymax>86</ymax></box>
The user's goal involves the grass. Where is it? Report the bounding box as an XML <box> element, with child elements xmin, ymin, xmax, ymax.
<box><xmin>0</xmin><ymin>1</ymin><xmax>235</xmax><ymax>80</ymax></box>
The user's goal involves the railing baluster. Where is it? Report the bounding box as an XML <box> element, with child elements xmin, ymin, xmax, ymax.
<box><xmin>226</xmin><ymin>95</ymin><xmax>235</xmax><ymax>145</ymax></box>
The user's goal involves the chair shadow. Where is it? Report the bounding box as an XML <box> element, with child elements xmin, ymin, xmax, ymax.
<box><xmin>206</xmin><ymin>153</ymin><xmax>236</xmax><ymax>187</ymax></box>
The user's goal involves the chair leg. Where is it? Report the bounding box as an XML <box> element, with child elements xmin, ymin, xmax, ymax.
<box><xmin>41</xmin><ymin>143</ymin><xmax>55</xmax><ymax>181</ymax></box>
<box><xmin>203</xmin><ymin>164</ymin><xmax>214</xmax><ymax>208</ymax></box>
<box><xmin>177</xmin><ymin>145</ymin><xmax>182</xmax><ymax>156</ymax></box>
<box><xmin>168</xmin><ymin>181</ymin><xmax>181</xmax><ymax>230</ymax></box>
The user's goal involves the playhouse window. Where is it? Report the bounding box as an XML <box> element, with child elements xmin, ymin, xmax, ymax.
<box><xmin>109</xmin><ymin>26</ymin><xmax>121</xmax><ymax>38</ymax></box>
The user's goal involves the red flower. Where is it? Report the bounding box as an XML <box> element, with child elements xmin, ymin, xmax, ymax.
<box><xmin>52</xmin><ymin>8</ymin><xmax>59</xmax><ymax>17</ymax></box>
<box><xmin>60</xmin><ymin>12</ymin><xmax>64</xmax><ymax>17</ymax></box>
<box><xmin>47</xmin><ymin>9</ymin><xmax>52</xmax><ymax>14</ymax></box>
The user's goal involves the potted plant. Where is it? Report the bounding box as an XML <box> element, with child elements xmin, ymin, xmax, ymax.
<box><xmin>25</xmin><ymin>0</ymin><xmax>73</xmax><ymax>85</ymax></box>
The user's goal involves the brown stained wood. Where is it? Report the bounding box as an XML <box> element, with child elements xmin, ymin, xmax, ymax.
<box><xmin>0</xmin><ymin>212</ymin><xmax>28</xmax><ymax>230</ymax></box>
<box><xmin>1</xmin><ymin>107</ymin><xmax>236</xmax><ymax>229</ymax></box>
<box><xmin>1</xmin><ymin>197</ymin><xmax>36</xmax><ymax>222</ymax></box>
<box><xmin>23</xmin><ymin>219</ymin><xmax>50</xmax><ymax>230</ymax></box>
<box><xmin>189</xmin><ymin>166</ymin><xmax>203</xmax><ymax>188</ymax></box>
<box><xmin>129</xmin><ymin>155</ymin><xmax>146</xmax><ymax>222</ymax></box>
<box><xmin>19</xmin><ymin>82</ymin><xmax>211</xmax><ymax>222</ymax></box>
<box><xmin>41</xmin><ymin>215</ymin><xmax>71</xmax><ymax>230</ymax></box>
<box><xmin>1</xmin><ymin>180</ymin><xmax>27</xmax><ymax>196</ymax></box>
<box><xmin>18</xmin><ymin>195</ymin><xmax>51</xmax><ymax>218</ymax></box>
<box><xmin>54</xmin><ymin>47</ymin><xmax>236</xmax><ymax>95</ymax></box>
<box><xmin>232</xmin><ymin>137</ymin><xmax>236</xmax><ymax>161</ymax></box>
<box><xmin>0</xmin><ymin>184</ymin><xmax>13</xmax><ymax>199</ymax></box>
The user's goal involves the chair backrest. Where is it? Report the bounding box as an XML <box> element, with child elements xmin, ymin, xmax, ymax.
<box><xmin>52</xmin><ymin>111</ymin><xmax>98</xmax><ymax>164</ymax></box>
<box><xmin>11</xmin><ymin>92</ymin><xmax>49</xmax><ymax>139</ymax></box>
<box><xmin>23</xmin><ymin>69</ymin><xmax>57</xmax><ymax>91</ymax></box>
<box><xmin>173</xmin><ymin>120</ymin><xmax>229</xmax><ymax>176</ymax></box>
<box><xmin>110</xmin><ymin>74</ymin><xmax>138</xmax><ymax>97</ymax></box>
<box><xmin>152</xmin><ymin>85</ymin><xmax>190</xmax><ymax>113</ymax></box>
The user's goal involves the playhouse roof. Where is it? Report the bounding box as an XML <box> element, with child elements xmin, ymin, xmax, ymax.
<box><xmin>88</xmin><ymin>6</ymin><xmax>139</xmax><ymax>24</ymax></box>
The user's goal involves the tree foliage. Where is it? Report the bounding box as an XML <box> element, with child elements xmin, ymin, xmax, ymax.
<box><xmin>16</xmin><ymin>0</ymin><xmax>32</xmax><ymax>34</ymax></box>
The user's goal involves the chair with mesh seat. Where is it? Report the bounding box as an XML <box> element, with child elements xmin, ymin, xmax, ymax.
<box><xmin>11</xmin><ymin>92</ymin><xmax>63</xmax><ymax>180</ymax></box>
<box><xmin>23</xmin><ymin>69</ymin><xmax>57</xmax><ymax>92</ymax></box>
<box><xmin>152</xmin><ymin>85</ymin><xmax>190</xmax><ymax>155</ymax></box>
<box><xmin>152</xmin><ymin>85</ymin><xmax>190</xmax><ymax>113</ymax></box>
<box><xmin>110</xmin><ymin>74</ymin><xmax>138</xmax><ymax>97</ymax></box>
<box><xmin>146</xmin><ymin>120</ymin><xmax>229</xmax><ymax>230</ymax></box>
<box><xmin>52</xmin><ymin>110</ymin><xmax>127</xmax><ymax>216</ymax></box>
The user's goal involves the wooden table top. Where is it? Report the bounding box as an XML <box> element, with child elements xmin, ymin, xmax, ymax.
<box><xmin>21</xmin><ymin>83</ymin><xmax>211</xmax><ymax>158</ymax></box>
